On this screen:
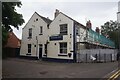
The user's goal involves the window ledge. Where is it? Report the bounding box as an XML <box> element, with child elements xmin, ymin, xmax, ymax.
<box><xmin>28</xmin><ymin>37</ymin><xmax>32</xmax><ymax>39</ymax></box>
<box><xmin>43</xmin><ymin>54</ymin><xmax>47</xmax><ymax>56</ymax></box>
<box><xmin>39</xmin><ymin>34</ymin><xmax>43</xmax><ymax>35</ymax></box>
<box><xmin>60</xmin><ymin>34</ymin><xmax>68</xmax><ymax>35</ymax></box>
<box><xmin>26</xmin><ymin>53</ymin><xmax>31</xmax><ymax>55</ymax></box>
<box><xmin>58</xmin><ymin>54</ymin><xmax>68</xmax><ymax>56</ymax></box>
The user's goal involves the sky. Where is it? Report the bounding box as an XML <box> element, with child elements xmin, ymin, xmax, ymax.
<box><xmin>11</xmin><ymin>0</ymin><xmax>120</xmax><ymax>39</ymax></box>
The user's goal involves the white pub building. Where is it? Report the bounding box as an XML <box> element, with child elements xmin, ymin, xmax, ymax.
<box><xmin>20</xmin><ymin>9</ymin><xmax>115</xmax><ymax>62</ymax></box>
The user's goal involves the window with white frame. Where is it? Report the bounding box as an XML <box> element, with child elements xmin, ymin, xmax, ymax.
<box><xmin>28</xmin><ymin>28</ymin><xmax>32</xmax><ymax>38</ymax></box>
<box><xmin>60</xmin><ymin>24</ymin><xmax>67</xmax><ymax>35</ymax></box>
<box><xmin>28</xmin><ymin>44</ymin><xmax>31</xmax><ymax>53</ymax></box>
<box><xmin>76</xmin><ymin>27</ymin><xmax>80</xmax><ymax>36</ymax></box>
<box><xmin>59</xmin><ymin>42</ymin><xmax>67</xmax><ymax>54</ymax></box>
<box><xmin>44</xmin><ymin>44</ymin><xmax>47</xmax><ymax>54</ymax></box>
<box><xmin>40</xmin><ymin>26</ymin><xmax>43</xmax><ymax>35</ymax></box>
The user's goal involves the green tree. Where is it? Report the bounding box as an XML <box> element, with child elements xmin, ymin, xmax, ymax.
<box><xmin>101</xmin><ymin>20</ymin><xmax>120</xmax><ymax>48</ymax></box>
<box><xmin>2</xmin><ymin>2</ymin><xmax>24</xmax><ymax>47</ymax></box>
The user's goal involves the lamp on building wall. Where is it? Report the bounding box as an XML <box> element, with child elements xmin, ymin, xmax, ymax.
<box><xmin>70</xmin><ymin>34</ymin><xmax>72</xmax><ymax>38</ymax></box>
<box><xmin>46</xmin><ymin>40</ymin><xmax>49</xmax><ymax>44</ymax></box>
<box><xmin>68</xmin><ymin>53</ymin><xmax>72</xmax><ymax>58</ymax></box>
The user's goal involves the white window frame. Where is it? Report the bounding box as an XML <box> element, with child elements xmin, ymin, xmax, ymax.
<box><xmin>60</xmin><ymin>24</ymin><xmax>67</xmax><ymax>35</ymax></box>
<box><xmin>28</xmin><ymin>44</ymin><xmax>31</xmax><ymax>53</ymax></box>
<box><xmin>59</xmin><ymin>42</ymin><xmax>67</xmax><ymax>54</ymax></box>
<box><xmin>28</xmin><ymin>28</ymin><xmax>32</xmax><ymax>38</ymax></box>
<box><xmin>39</xmin><ymin>26</ymin><xmax>43</xmax><ymax>35</ymax></box>
<box><xmin>76</xmin><ymin>27</ymin><xmax>80</xmax><ymax>36</ymax></box>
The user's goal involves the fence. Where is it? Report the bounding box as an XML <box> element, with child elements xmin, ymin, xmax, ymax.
<box><xmin>76</xmin><ymin>49</ymin><xmax>118</xmax><ymax>63</ymax></box>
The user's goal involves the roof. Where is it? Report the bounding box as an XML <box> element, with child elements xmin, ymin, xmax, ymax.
<box><xmin>35</xmin><ymin>12</ymin><xmax>52</xmax><ymax>24</ymax></box>
<box><xmin>4</xmin><ymin>32</ymin><xmax>21</xmax><ymax>48</ymax></box>
<box><xmin>36</xmin><ymin>11</ymin><xmax>86</xmax><ymax>28</ymax></box>
<box><xmin>23</xmin><ymin>11</ymin><xmax>86</xmax><ymax>29</ymax></box>
<box><xmin>59</xmin><ymin>12</ymin><xmax>87</xmax><ymax>29</ymax></box>
<box><xmin>23</xmin><ymin>12</ymin><xmax>52</xmax><ymax>29</ymax></box>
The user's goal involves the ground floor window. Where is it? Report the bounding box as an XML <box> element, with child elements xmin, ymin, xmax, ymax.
<box><xmin>39</xmin><ymin>44</ymin><xmax>43</xmax><ymax>58</ymax></box>
<box><xmin>28</xmin><ymin>44</ymin><xmax>31</xmax><ymax>53</ymax></box>
<box><xmin>44</xmin><ymin>44</ymin><xmax>47</xmax><ymax>54</ymax></box>
<box><xmin>59</xmin><ymin>42</ymin><xmax>67</xmax><ymax>54</ymax></box>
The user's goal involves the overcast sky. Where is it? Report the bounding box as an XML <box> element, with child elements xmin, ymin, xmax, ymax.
<box><xmin>11</xmin><ymin>0</ymin><xmax>120</xmax><ymax>39</ymax></box>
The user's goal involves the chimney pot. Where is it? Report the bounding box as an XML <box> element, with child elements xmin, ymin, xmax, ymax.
<box><xmin>86</xmin><ymin>20</ymin><xmax>92</xmax><ymax>29</ymax></box>
<box><xmin>96</xmin><ymin>27</ymin><xmax>100</xmax><ymax>33</ymax></box>
<box><xmin>54</xmin><ymin>9</ymin><xmax>60</xmax><ymax>18</ymax></box>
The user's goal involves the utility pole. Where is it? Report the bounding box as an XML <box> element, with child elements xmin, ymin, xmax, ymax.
<box><xmin>117</xmin><ymin>1</ymin><xmax>120</xmax><ymax>61</ymax></box>
<box><xmin>36</xmin><ymin>36</ymin><xmax>39</xmax><ymax>59</ymax></box>
<box><xmin>116</xmin><ymin>1</ymin><xmax>120</xmax><ymax>63</ymax></box>
<box><xmin>118</xmin><ymin>22</ymin><xmax>120</xmax><ymax>49</ymax></box>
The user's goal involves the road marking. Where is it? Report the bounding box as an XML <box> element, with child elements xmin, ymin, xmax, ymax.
<box><xmin>110</xmin><ymin>70</ymin><xmax>120</xmax><ymax>78</ymax></box>
<box><xmin>103</xmin><ymin>68</ymin><xmax>118</xmax><ymax>78</ymax></box>
<box><xmin>113</xmin><ymin>71</ymin><xmax>120</xmax><ymax>79</ymax></box>
<box><xmin>108</xmin><ymin>69</ymin><xmax>120</xmax><ymax>80</ymax></box>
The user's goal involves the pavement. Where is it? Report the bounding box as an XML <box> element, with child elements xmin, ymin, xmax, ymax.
<box><xmin>2</xmin><ymin>58</ymin><xmax>120</xmax><ymax>79</ymax></box>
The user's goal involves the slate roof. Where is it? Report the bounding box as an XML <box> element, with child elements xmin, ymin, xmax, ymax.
<box><xmin>59</xmin><ymin>12</ymin><xmax>87</xmax><ymax>29</ymax></box>
<box><xmin>35</xmin><ymin>12</ymin><xmax>52</xmax><ymax>24</ymax></box>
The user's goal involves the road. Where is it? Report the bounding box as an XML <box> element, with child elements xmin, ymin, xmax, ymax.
<box><xmin>2</xmin><ymin>58</ymin><xmax>119</xmax><ymax>79</ymax></box>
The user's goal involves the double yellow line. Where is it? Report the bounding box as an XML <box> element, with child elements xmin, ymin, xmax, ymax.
<box><xmin>108</xmin><ymin>69</ymin><xmax>120</xmax><ymax>80</ymax></box>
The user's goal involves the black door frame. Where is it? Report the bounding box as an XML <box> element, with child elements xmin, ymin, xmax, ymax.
<box><xmin>39</xmin><ymin>44</ymin><xmax>42</xmax><ymax>59</ymax></box>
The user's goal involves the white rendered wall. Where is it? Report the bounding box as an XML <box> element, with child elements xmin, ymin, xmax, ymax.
<box><xmin>76</xmin><ymin>26</ymin><xmax>86</xmax><ymax>42</ymax></box>
<box><xmin>20</xmin><ymin>12</ymin><xmax>48</xmax><ymax>58</ymax></box>
<box><xmin>47</xmin><ymin>13</ymin><xmax>74</xmax><ymax>60</ymax></box>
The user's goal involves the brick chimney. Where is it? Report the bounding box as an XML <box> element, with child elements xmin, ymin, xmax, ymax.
<box><xmin>54</xmin><ymin>9</ymin><xmax>60</xmax><ymax>18</ymax></box>
<box><xmin>95</xmin><ymin>27</ymin><xmax>100</xmax><ymax>33</ymax></box>
<box><xmin>86</xmin><ymin>20</ymin><xmax>92</xmax><ymax>29</ymax></box>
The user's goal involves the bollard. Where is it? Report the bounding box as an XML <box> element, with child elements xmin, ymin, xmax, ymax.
<box><xmin>104</xmin><ymin>53</ymin><xmax>106</xmax><ymax>63</ymax></box>
<box><xmin>86</xmin><ymin>53</ymin><xmax>87</xmax><ymax>63</ymax></box>
<box><xmin>111</xmin><ymin>54</ymin><xmax>112</xmax><ymax>62</ymax></box>
<box><xmin>99</xmin><ymin>53</ymin><xmax>100</xmax><ymax>62</ymax></box>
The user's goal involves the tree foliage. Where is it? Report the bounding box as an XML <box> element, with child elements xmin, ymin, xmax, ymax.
<box><xmin>2</xmin><ymin>25</ymin><xmax>8</xmax><ymax>47</ymax></box>
<box><xmin>101</xmin><ymin>20</ymin><xmax>120</xmax><ymax>49</ymax></box>
<box><xmin>2</xmin><ymin>2</ymin><xmax>25</xmax><ymax>46</ymax></box>
<box><xmin>101</xmin><ymin>20</ymin><xmax>119</xmax><ymax>35</ymax></box>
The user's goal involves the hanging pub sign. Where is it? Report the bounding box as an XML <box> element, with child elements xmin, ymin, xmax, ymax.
<box><xmin>49</xmin><ymin>35</ymin><xmax>63</xmax><ymax>41</ymax></box>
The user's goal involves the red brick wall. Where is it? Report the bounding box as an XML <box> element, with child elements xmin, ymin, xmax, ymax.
<box><xmin>5</xmin><ymin>32</ymin><xmax>21</xmax><ymax>48</ymax></box>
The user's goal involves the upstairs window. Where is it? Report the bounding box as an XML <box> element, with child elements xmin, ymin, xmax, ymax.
<box><xmin>76</xmin><ymin>27</ymin><xmax>80</xmax><ymax>36</ymax></box>
<box><xmin>39</xmin><ymin>26</ymin><xmax>43</xmax><ymax>35</ymax></box>
<box><xmin>60</xmin><ymin>24</ymin><xmax>67</xmax><ymax>35</ymax></box>
<box><xmin>59</xmin><ymin>42</ymin><xmax>67</xmax><ymax>54</ymax></box>
<box><xmin>28</xmin><ymin>28</ymin><xmax>32</xmax><ymax>38</ymax></box>
<box><xmin>76</xmin><ymin>29</ymin><xmax>79</xmax><ymax>35</ymax></box>
<box><xmin>28</xmin><ymin>44</ymin><xmax>31</xmax><ymax>53</ymax></box>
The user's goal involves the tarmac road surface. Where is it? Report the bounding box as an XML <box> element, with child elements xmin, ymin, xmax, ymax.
<box><xmin>2</xmin><ymin>58</ymin><xmax>119</xmax><ymax>79</ymax></box>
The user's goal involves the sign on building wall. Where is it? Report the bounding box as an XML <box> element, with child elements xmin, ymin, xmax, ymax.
<box><xmin>49</xmin><ymin>35</ymin><xmax>63</xmax><ymax>41</ymax></box>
